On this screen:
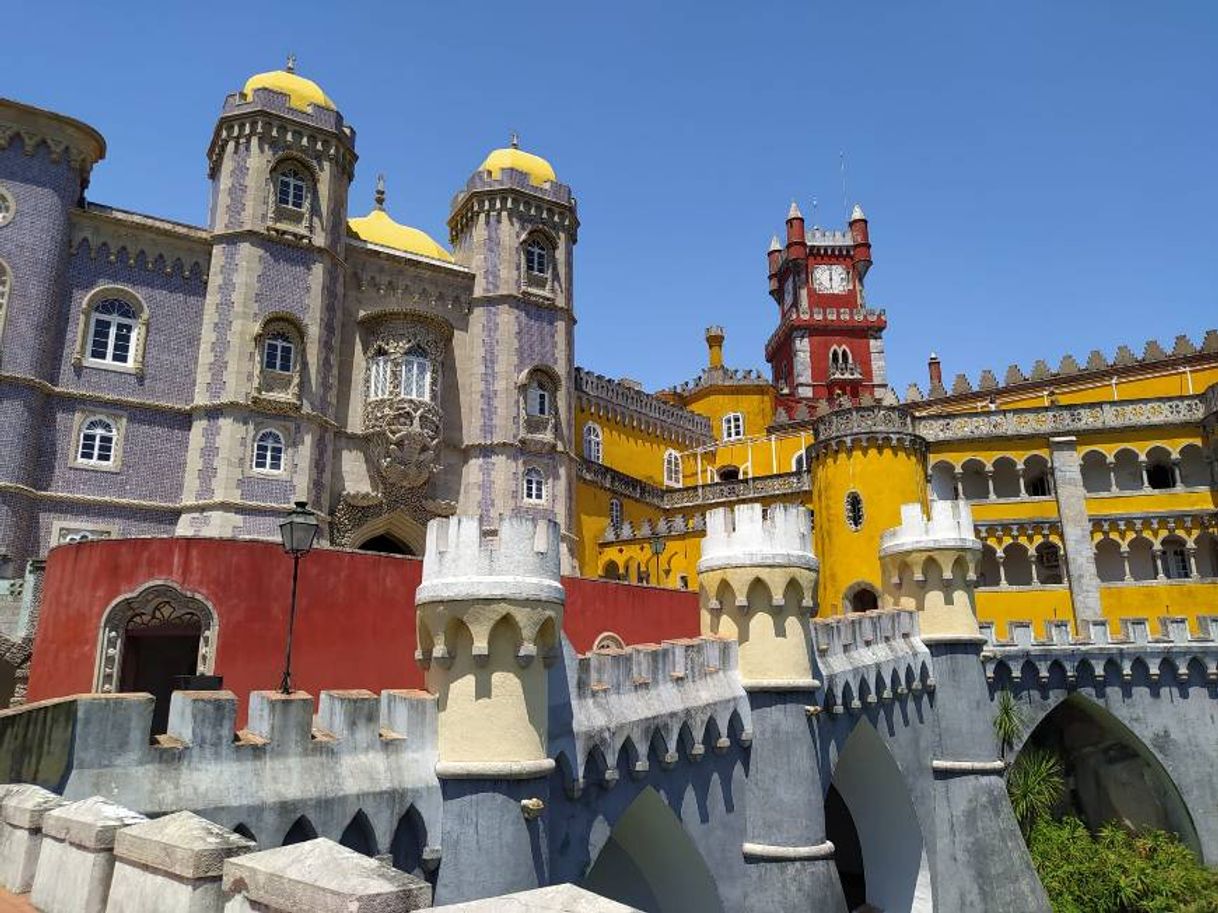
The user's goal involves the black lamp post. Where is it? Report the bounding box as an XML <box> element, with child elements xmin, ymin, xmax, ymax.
<box><xmin>649</xmin><ymin>536</ymin><xmax>665</xmax><ymax>587</ymax></box>
<box><xmin>278</xmin><ymin>500</ymin><xmax>319</xmax><ymax>694</ymax></box>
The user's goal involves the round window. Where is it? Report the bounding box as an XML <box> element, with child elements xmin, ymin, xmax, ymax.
<box><xmin>844</xmin><ymin>491</ymin><xmax>865</xmax><ymax>531</ymax></box>
<box><xmin>0</xmin><ymin>186</ymin><xmax>14</xmax><ymax>227</ymax></box>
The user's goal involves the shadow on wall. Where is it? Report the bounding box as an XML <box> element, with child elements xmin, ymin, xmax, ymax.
<box><xmin>829</xmin><ymin>720</ymin><xmax>933</xmax><ymax>913</ymax></box>
<box><xmin>581</xmin><ymin>786</ymin><xmax>725</xmax><ymax>913</ymax></box>
<box><xmin>1019</xmin><ymin>695</ymin><xmax>1202</xmax><ymax>857</ymax></box>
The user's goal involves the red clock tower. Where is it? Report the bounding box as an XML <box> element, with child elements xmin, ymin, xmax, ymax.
<box><xmin>764</xmin><ymin>202</ymin><xmax>887</xmax><ymax>409</ymax></box>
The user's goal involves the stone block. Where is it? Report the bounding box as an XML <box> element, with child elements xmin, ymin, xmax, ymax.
<box><xmin>106</xmin><ymin>810</ymin><xmax>256</xmax><ymax>913</ymax></box>
<box><xmin>30</xmin><ymin>796</ymin><xmax>147</xmax><ymax>913</ymax></box>
<box><xmin>424</xmin><ymin>884</ymin><xmax>642</xmax><ymax>911</ymax></box>
<box><xmin>0</xmin><ymin>783</ymin><xmax>65</xmax><ymax>892</ymax></box>
<box><xmin>221</xmin><ymin>838</ymin><xmax>431</xmax><ymax>912</ymax></box>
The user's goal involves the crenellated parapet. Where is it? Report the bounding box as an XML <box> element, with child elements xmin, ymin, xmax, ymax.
<box><xmin>982</xmin><ymin>615</ymin><xmax>1218</xmax><ymax>688</ymax></box>
<box><xmin>810</xmin><ymin>404</ymin><xmax>924</xmax><ymax>456</ymax></box>
<box><xmin>810</xmin><ymin>608</ymin><xmax>934</xmax><ymax>715</ymax></box>
<box><xmin>554</xmin><ymin>636</ymin><xmax>751</xmax><ymax>795</ymax></box>
<box><xmin>0</xmin><ymin>688</ymin><xmax>440</xmax><ymax>854</ymax></box>
<box><xmin>698</xmin><ymin>504</ymin><xmax>819</xmax><ymax>688</ymax></box>
<box><xmin>880</xmin><ymin>500</ymin><xmax>983</xmax><ymax>639</ymax></box>
<box><xmin>416</xmin><ymin>514</ymin><xmax>564</xmax><ymax>773</ymax></box>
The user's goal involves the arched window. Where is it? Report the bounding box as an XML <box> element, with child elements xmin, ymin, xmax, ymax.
<box><xmin>527</xmin><ymin>376</ymin><xmax>553</xmax><ymax>417</ymax></box>
<box><xmin>368</xmin><ymin>351</ymin><xmax>392</xmax><ymax>400</ymax></box>
<box><xmin>1144</xmin><ymin>447</ymin><xmax>1176</xmax><ymax>490</ymax></box>
<box><xmin>663</xmin><ymin>449</ymin><xmax>682</xmax><ymax>487</ymax></box>
<box><xmin>609</xmin><ymin>498</ymin><xmax>622</xmax><ymax>528</ymax></box>
<box><xmin>721</xmin><ymin>412</ymin><xmax>744</xmax><ymax>441</ymax></box>
<box><xmin>401</xmin><ymin>345</ymin><xmax>431</xmax><ymax>400</ymax></box>
<box><xmin>844</xmin><ymin>490</ymin><xmax>865</xmax><ymax>531</ymax></box>
<box><xmin>263</xmin><ymin>331</ymin><xmax>294</xmax><ymax>373</ymax></box>
<box><xmin>718</xmin><ymin>465</ymin><xmax>740</xmax><ymax>482</ymax></box>
<box><xmin>88</xmin><ymin>298</ymin><xmax>138</xmax><ymax>365</ymax></box>
<box><xmin>253</xmin><ymin>429</ymin><xmax>285</xmax><ymax>473</ymax></box>
<box><xmin>1160</xmin><ymin>536</ymin><xmax>1190</xmax><ymax>580</ymax></box>
<box><xmin>792</xmin><ymin>450</ymin><xmax>807</xmax><ymax>473</ymax></box>
<box><xmin>525</xmin><ymin>239</ymin><xmax>549</xmax><ymax>276</ymax></box>
<box><xmin>78</xmin><ymin>417</ymin><xmax>116</xmax><ymax>465</ymax></box>
<box><xmin>276</xmin><ymin>167</ymin><xmax>308</xmax><ymax>211</ymax></box>
<box><xmin>583</xmin><ymin>422</ymin><xmax>603</xmax><ymax>462</ymax></box>
<box><xmin>523</xmin><ymin>467</ymin><xmax>546</xmax><ymax>503</ymax></box>
<box><xmin>593</xmin><ymin>632</ymin><xmax>625</xmax><ymax>652</ymax></box>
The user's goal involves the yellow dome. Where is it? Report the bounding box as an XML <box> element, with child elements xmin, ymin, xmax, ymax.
<box><xmin>479</xmin><ymin>145</ymin><xmax>557</xmax><ymax>187</ymax></box>
<box><xmin>243</xmin><ymin>68</ymin><xmax>335</xmax><ymax>112</ymax></box>
<box><xmin>348</xmin><ymin>207</ymin><xmax>454</xmax><ymax>263</ymax></box>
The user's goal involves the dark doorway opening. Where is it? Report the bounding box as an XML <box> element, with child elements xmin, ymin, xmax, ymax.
<box><xmin>357</xmin><ymin>534</ymin><xmax>414</xmax><ymax>556</ymax></box>
<box><xmin>826</xmin><ymin>783</ymin><xmax>865</xmax><ymax>908</ymax></box>
<box><xmin>120</xmin><ymin>625</ymin><xmax>201</xmax><ymax>734</ymax></box>
<box><xmin>850</xmin><ymin>589</ymin><xmax>878</xmax><ymax>612</ymax></box>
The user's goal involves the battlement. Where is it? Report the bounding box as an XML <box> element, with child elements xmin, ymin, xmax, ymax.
<box><xmin>982</xmin><ymin>616</ymin><xmax>1218</xmax><ymax>687</ymax></box>
<box><xmin>416</xmin><ymin>514</ymin><xmax>564</xmax><ymax>605</ymax></box>
<box><xmin>810</xmin><ymin>609</ymin><xmax>934</xmax><ymax>714</ymax></box>
<box><xmin>879</xmin><ymin>500</ymin><xmax>981</xmax><ymax>557</ymax></box>
<box><xmin>556</xmin><ymin>637</ymin><xmax>751</xmax><ymax>791</ymax></box>
<box><xmin>574</xmin><ymin>367</ymin><xmax>713</xmax><ymax>443</ymax></box>
<box><xmin>698</xmin><ymin>503</ymin><xmax>816</xmax><ymax>573</ymax></box>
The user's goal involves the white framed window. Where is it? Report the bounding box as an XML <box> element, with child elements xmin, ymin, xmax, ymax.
<box><xmin>263</xmin><ymin>332</ymin><xmax>295</xmax><ymax>373</ymax></box>
<box><xmin>0</xmin><ymin>186</ymin><xmax>13</xmax><ymax>227</ymax></box>
<box><xmin>253</xmin><ymin>429</ymin><xmax>286</xmax><ymax>473</ymax></box>
<box><xmin>721</xmin><ymin>412</ymin><xmax>744</xmax><ymax>441</ymax></box>
<box><xmin>583</xmin><ymin>422</ymin><xmax>603</xmax><ymax>463</ymax></box>
<box><xmin>276</xmin><ymin>168</ymin><xmax>308</xmax><ymax>210</ymax></box>
<box><xmin>77</xmin><ymin>417</ymin><xmax>117</xmax><ymax>466</ymax></box>
<box><xmin>523</xmin><ymin>467</ymin><xmax>546</xmax><ymax>503</ymax></box>
<box><xmin>792</xmin><ymin>451</ymin><xmax>806</xmax><ymax>473</ymax></box>
<box><xmin>664</xmin><ymin>449</ymin><xmax>682</xmax><ymax>487</ymax></box>
<box><xmin>527</xmin><ymin>379</ymin><xmax>552</xmax><ymax>416</ymax></box>
<box><xmin>368</xmin><ymin>353</ymin><xmax>392</xmax><ymax>400</ymax></box>
<box><xmin>609</xmin><ymin>498</ymin><xmax>622</xmax><ymax>528</ymax></box>
<box><xmin>401</xmin><ymin>345</ymin><xmax>431</xmax><ymax>400</ymax></box>
<box><xmin>88</xmin><ymin>299</ymin><xmax>138</xmax><ymax>365</ymax></box>
<box><xmin>525</xmin><ymin>240</ymin><xmax>549</xmax><ymax>276</ymax></box>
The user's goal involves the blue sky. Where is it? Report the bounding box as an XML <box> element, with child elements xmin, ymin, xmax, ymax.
<box><xmin>7</xmin><ymin>1</ymin><xmax>1215</xmax><ymax>394</ymax></box>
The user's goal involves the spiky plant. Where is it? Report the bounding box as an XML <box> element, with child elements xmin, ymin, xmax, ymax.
<box><xmin>993</xmin><ymin>688</ymin><xmax>1024</xmax><ymax>760</ymax></box>
<box><xmin>1006</xmin><ymin>747</ymin><xmax>1064</xmax><ymax>836</ymax></box>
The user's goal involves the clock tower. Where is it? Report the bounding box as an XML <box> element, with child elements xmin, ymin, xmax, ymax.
<box><xmin>764</xmin><ymin>202</ymin><xmax>888</xmax><ymax>408</ymax></box>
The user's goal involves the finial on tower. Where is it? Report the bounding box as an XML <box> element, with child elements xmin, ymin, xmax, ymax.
<box><xmin>850</xmin><ymin>203</ymin><xmax>866</xmax><ymax>221</ymax></box>
<box><xmin>374</xmin><ymin>174</ymin><xmax>386</xmax><ymax>210</ymax></box>
<box><xmin>510</xmin><ymin>131</ymin><xmax>520</xmax><ymax>149</ymax></box>
<box><xmin>787</xmin><ymin>200</ymin><xmax>803</xmax><ymax>220</ymax></box>
<box><xmin>285</xmin><ymin>53</ymin><xmax>297</xmax><ymax>73</ymax></box>
<box><xmin>768</xmin><ymin>235</ymin><xmax>781</xmax><ymax>252</ymax></box>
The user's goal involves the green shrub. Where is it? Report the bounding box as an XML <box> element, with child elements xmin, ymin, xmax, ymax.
<box><xmin>1027</xmin><ymin>816</ymin><xmax>1218</xmax><ymax>913</ymax></box>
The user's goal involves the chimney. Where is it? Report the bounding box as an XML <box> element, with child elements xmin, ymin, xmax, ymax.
<box><xmin>928</xmin><ymin>352</ymin><xmax>943</xmax><ymax>391</ymax></box>
<box><xmin>705</xmin><ymin>326</ymin><xmax>726</xmax><ymax>369</ymax></box>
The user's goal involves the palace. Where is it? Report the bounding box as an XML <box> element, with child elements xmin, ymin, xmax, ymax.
<box><xmin>0</xmin><ymin>64</ymin><xmax>1215</xmax><ymax>913</ymax></box>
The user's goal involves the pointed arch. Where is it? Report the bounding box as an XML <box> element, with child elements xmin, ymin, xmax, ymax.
<box><xmin>282</xmin><ymin>815</ymin><xmax>317</xmax><ymax>846</ymax></box>
<box><xmin>581</xmin><ymin>786</ymin><xmax>726</xmax><ymax>913</ymax></box>
<box><xmin>232</xmin><ymin>823</ymin><xmax>257</xmax><ymax>845</ymax></box>
<box><xmin>339</xmin><ymin>809</ymin><xmax>378</xmax><ymax>857</ymax></box>
<box><xmin>391</xmin><ymin>805</ymin><xmax>429</xmax><ymax>877</ymax></box>
<box><xmin>347</xmin><ymin>511</ymin><xmax>426</xmax><ymax>556</ymax></box>
<box><xmin>829</xmin><ymin>720</ymin><xmax>932</xmax><ymax>911</ymax></box>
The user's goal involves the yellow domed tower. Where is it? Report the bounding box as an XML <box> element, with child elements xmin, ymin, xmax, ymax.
<box><xmin>809</xmin><ymin>405</ymin><xmax>927</xmax><ymax>614</ymax></box>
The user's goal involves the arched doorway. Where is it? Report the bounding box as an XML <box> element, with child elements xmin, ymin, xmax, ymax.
<box><xmin>1018</xmin><ymin>695</ymin><xmax>1200</xmax><ymax>856</ymax></box>
<box><xmin>828</xmin><ymin>720</ymin><xmax>932</xmax><ymax>912</ymax></box>
<box><xmin>581</xmin><ymin>786</ymin><xmax>725</xmax><ymax>913</ymax></box>
<box><xmin>844</xmin><ymin>582</ymin><xmax>880</xmax><ymax>613</ymax></box>
<box><xmin>96</xmin><ymin>584</ymin><xmax>217</xmax><ymax>734</ymax></box>
<box><xmin>357</xmin><ymin>533</ymin><xmax>414</xmax><ymax>556</ymax></box>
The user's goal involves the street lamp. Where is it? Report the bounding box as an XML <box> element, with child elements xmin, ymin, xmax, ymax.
<box><xmin>649</xmin><ymin>536</ymin><xmax>665</xmax><ymax>587</ymax></box>
<box><xmin>278</xmin><ymin>500</ymin><xmax>319</xmax><ymax>694</ymax></box>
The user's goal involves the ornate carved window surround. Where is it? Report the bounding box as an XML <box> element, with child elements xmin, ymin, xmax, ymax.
<box><xmin>72</xmin><ymin>286</ymin><xmax>149</xmax><ymax>376</ymax></box>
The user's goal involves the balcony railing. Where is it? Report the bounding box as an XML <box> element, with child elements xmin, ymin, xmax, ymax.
<box><xmin>578</xmin><ymin>461</ymin><xmax>811</xmax><ymax>511</ymax></box>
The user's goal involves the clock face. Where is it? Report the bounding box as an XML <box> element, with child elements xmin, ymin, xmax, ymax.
<box><xmin>812</xmin><ymin>264</ymin><xmax>850</xmax><ymax>294</ymax></box>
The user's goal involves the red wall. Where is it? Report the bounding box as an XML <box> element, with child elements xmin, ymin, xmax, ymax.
<box><xmin>28</xmin><ymin>538</ymin><xmax>700</xmax><ymax>723</ymax></box>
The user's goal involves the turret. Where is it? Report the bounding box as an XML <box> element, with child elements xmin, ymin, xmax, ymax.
<box><xmin>697</xmin><ymin>503</ymin><xmax>846</xmax><ymax>912</ymax></box>
<box><xmin>447</xmin><ymin>138</ymin><xmax>579</xmax><ymax>564</ymax></box>
<box><xmin>785</xmin><ymin>200</ymin><xmax>807</xmax><ymax>263</ymax></box>
<box><xmin>879</xmin><ymin>500</ymin><xmax>983</xmax><ymax>638</ymax></box>
<box><xmin>767</xmin><ymin>235</ymin><xmax>782</xmax><ymax>298</ymax></box>
<box><xmin>928</xmin><ymin>352</ymin><xmax>944</xmax><ymax>396</ymax></box>
<box><xmin>177</xmin><ymin>60</ymin><xmax>355</xmax><ymax>538</ymax></box>
<box><xmin>849</xmin><ymin>203</ymin><xmax>871</xmax><ymax>281</ymax></box>
<box><xmin>415</xmin><ymin>514</ymin><xmax>563</xmax><ymax>903</ymax></box>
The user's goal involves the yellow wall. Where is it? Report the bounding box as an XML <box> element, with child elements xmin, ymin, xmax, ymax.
<box><xmin>811</xmin><ymin>443</ymin><xmax>925</xmax><ymax>615</ymax></box>
<box><xmin>1099</xmin><ymin>582</ymin><xmax>1218</xmax><ymax>636</ymax></box>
